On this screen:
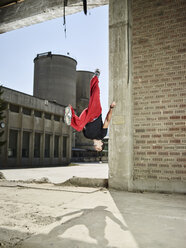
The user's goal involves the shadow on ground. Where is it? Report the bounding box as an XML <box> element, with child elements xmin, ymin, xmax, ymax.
<box><xmin>15</xmin><ymin>206</ymin><xmax>127</xmax><ymax>248</ymax></box>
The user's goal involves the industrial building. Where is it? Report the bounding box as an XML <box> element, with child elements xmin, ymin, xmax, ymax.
<box><xmin>0</xmin><ymin>87</ymin><xmax>71</xmax><ymax>167</ymax></box>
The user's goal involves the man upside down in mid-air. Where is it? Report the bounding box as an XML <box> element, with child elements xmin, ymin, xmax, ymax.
<box><xmin>64</xmin><ymin>69</ymin><xmax>116</xmax><ymax>152</ymax></box>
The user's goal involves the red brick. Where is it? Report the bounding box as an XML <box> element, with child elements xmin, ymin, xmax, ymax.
<box><xmin>147</xmin><ymin>151</ymin><xmax>157</xmax><ymax>155</ymax></box>
<box><xmin>177</xmin><ymin>157</ymin><xmax>186</xmax><ymax>162</ymax></box>
<box><xmin>176</xmin><ymin>170</ymin><xmax>186</xmax><ymax>174</ymax></box>
<box><xmin>163</xmin><ymin>134</ymin><xmax>173</xmax><ymax>137</ymax></box>
<box><xmin>169</xmin><ymin>127</ymin><xmax>180</xmax><ymax>131</ymax></box>
<box><xmin>159</xmin><ymin>164</ymin><xmax>169</xmax><ymax>168</ymax></box>
<box><xmin>148</xmin><ymin>163</ymin><xmax>157</xmax><ymax>167</ymax></box>
<box><xmin>170</xmin><ymin>139</ymin><xmax>181</xmax><ymax>143</ymax></box>
<box><xmin>152</xmin><ymin>134</ymin><xmax>161</xmax><ymax>138</ymax></box>
<box><xmin>163</xmin><ymin>111</ymin><xmax>173</xmax><ymax>114</ymax></box>
<box><xmin>147</xmin><ymin>140</ymin><xmax>157</xmax><ymax>144</ymax></box>
<box><xmin>171</xmin><ymin>176</ymin><xmax>181</xmax><ymax>180</ymax></box>
<box><xmin>158</xmin><ymin>151</ymin><xmax>169</xmax><ymax>155</ymax></box>
<box><xmin>153</xmin><ymin>146</ymin><xmax>162</xmax><ymax>149</ymax></box>
<box><xmin>136</xmin><ymin>151</ymin><xmax>146</xmax><ymax>155</ymax></box>
<box><xmin>135</xmin><ymin>163</ymin><xmax>146</xmax><ymax>167</ymax></box>
<box><xmin>158</xmin><ymin>117</ymin><xmax>168</xmax><ymax>120</ymax></box>
<box><xmin>170</xmin><ymin>116</ymin><xmax>180</xmax><ymax>119</ymax></box>
<box><xmin>141</xmin><ymin>135</ymin><xmax>150</xmax><ymax>138</ymax></box>
<box><xmin>136</xmin><ymin>140</ymin><xmax>146</xmax><ymax>144</ymax></box>
<box><xmin>175</xmin><ymin>122</ymin><xmax>185</xmax><ymax>126</ymax></box>
<box><xmin>152</xmin><ymin>157</ymin><xmax>163</xmax><ymax>161</ymax></box>
<box><xmin>148</xmin><ymin>175</ymin><xmax>158</xmax><ymax>179</ymax></box>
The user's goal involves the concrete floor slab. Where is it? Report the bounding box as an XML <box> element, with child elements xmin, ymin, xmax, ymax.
<box><xmin>0</xmin><ymin>181</ymin><xmax>185</xmax><ymax>248</ymax></box>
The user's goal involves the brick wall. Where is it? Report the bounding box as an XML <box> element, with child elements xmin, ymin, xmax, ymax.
<box><xmin>132</xmin><ymin>0</ymin><xmax>186</xmax><ymax>182</ymax></box>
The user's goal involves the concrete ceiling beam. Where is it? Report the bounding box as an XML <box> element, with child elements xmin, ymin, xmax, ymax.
<box><xmin>0</xmin><ymin>0</ymin><xmax>108</xmax><ymax>34</ymax></box>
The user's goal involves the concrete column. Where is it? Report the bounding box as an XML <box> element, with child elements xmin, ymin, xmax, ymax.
<box><xmin>3</xmin><ymin>103</ymin><xmax>10</xmax><ymax>166</ymax></box>
<box><xmin>68</xmin><ymin>127</ymin><xmax>72</xmax><ymax>163</ymax></box>
<box><xmin>41</xmin><ymin>112</ymin><xmax>45</xmax><ymax>164</ymax></box>
<box><xmin>30</xmin><ymin>109</ymin><xmax>35</xmax><ymax>165</ymax></box>
<box><xmin>59</xmin><ymin>117</ymin><xmax>63</xmax><ymax>164</ymax></box>
<box><xmin>109</xmin><ymin>0</ymin><xmax>133</xmax><ymax>190</ymax></box>
<box><xmin>18</xmin><ymin>106</ymin><xmax>23</xmax><ymax>166</ymax></box>
<box><xmin>51</xmin><ymin>114</ymin><xmax>54</xmax><ymax>163</ymax></box>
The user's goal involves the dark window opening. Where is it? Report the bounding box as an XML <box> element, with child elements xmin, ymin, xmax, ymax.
<box><xmin>10</xmin><ymin>104</ymin><xmax>19</xmax><ymax>113</ymax></box>
<box><xmin>34</xmin><ymin>110</ymin><xmax>42</xmax><ymax>118</ymax></box>
<box><xmin>34</xmin><ymin>133</ymin><xmax>41</xmax><ymax>158</ymax></box>
<box><xmin>45</xmin><ymin>113</ymin><xmax>51</xmax><ymax>120</ymax></box>
<box><xmin>45</xmin><ymin>134</ymin><xmax>50</xmax><ymax>158</ymax></box>
<box><xmin>63</xmin><ymin>136</ymin><xmax>67</xmax><ymax>158</ymax></box>
<box><xmin>8</xmin><ymin>130</ymin><xmax>18</xmax><ymax>157</ymax></box>
<box><xmin>22</xmin><ymin>107</ymin><xmax>31</xmax><ymax>116</ymax></box>
<box><xmin>54</xmin><ymin>135</ymin><xmax>59</xmax><ymax>157</ymax></box>
<box><xmin>22</xmin><ymin>131</ymin><xmax>30</xmax><ymax>158</ymax></box>
<box><xmin>54</xmin><ymin>115</ymin><xmax>60</xmax><ymax>122</ymax></box>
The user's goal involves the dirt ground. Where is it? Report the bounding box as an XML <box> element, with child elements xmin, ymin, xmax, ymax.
<box><xmin>0</xmin><ymin>180</ymin><xmax>107</xmax><ymax>248</ymax></box>
<box><xmin>0</xmin><ymin>179</ymin><xmax>186</xmax><ymax>248</ymax></box>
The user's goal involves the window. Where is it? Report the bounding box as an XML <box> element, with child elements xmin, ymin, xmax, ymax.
<box><xmin>34</xmin><ymin>110</ymin><xmax>42</xmax><ymax>118</ymax></box>
<box><xmin>10</xmin><ymin>104</ymin><xmax>19</xmax><ymax>113</ymax></box>
<box><xmin>54</xmin><ymin>135</ymin><xmax>59</xmax><ymax>157</ymax></box>
<box><xmin>63</xmin><ymin>136</ymin><xmax>67</xmax><ymax>158</ymax></box>
<box><xmin>34</xmin><ymin>133</ymin><xmax>41</xmax><ymax>158</ymax></box>
<box><xmin>45</xmin><ymin>134</ymin><xmax>50</xmax><ymax>158</ymax></box>
<box><xmin>22</xmin><ymin>131</ymin><xmax>30</xmax><ymax>158</ymax></box>
<box><xmin>8</xmin><ymin>130</ymin><xmax>18</xmax><ymax>157</ymax></box>
<box><xmin>54</xmin><ymin>115</ymin><xmax>60</xmax><ymax>121</ymax></box>
<box><xmin>22</xmin><ymin>107</ymin><xmax>31</xmax><ymax>116</ymax></box>
<box><xmin>45</xmin><ymin>113</ymin><xmax>51</xmax><ymax>120</ymax></box>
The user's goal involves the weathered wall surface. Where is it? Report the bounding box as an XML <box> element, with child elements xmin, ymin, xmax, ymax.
<box><xmin>132</xmin><ymin>0</ymin><xmax>186</xmax><ymax>192</ymax></box>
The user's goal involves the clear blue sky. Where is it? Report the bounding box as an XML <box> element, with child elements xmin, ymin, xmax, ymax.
<box><xmin>0</xmin><ymin>5</ymin><xmax>108</xmax><ymax>117</ymax></box>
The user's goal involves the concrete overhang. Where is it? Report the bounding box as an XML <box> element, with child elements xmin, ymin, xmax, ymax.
<box><xmin>0</xmin><ymin>0</ymin><xmax>109</xmax><ymax>34</ymax></box>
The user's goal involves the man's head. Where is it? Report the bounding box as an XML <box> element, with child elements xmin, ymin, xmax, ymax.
<box><xmin>93</xmin><ymin>139</ymin><xmax>103</xmax><ymax>152</ymax></box>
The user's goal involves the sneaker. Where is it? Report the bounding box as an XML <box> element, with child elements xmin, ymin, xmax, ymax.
<box><xmin>64</xmin><ymin>106</ymin><xmax>72</xmax><ymax>125</ymax></box>
<box><xmin>94</xmin><ymin>68</ymin><xmax>100</xmax><ymax>78</ymax></box>
<box><xmin>65</xmin><ymin>106</ymin><xmax>71</xmax><ymax>115</ymax></box>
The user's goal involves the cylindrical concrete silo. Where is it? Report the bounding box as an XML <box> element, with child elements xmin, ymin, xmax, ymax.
<box><xmin>33</xmin><ymin>52</ymin><xmax>77</xmax><ymax>107</ymax></box>
<box><xmin>75</xmin><ymin>70</ymin><xmax>94</xmax><ymax>150</ymax></box>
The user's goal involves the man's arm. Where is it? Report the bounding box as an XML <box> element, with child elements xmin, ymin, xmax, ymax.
<box><xmin>103</xmin><ymin>101</ymin><xmax>116</xmax><ymax>129</ymax></box>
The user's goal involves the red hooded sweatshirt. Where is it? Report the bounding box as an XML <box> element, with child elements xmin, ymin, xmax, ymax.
<box><xmin>70</xmin><ymin>75</ymin><xmax>102</xmax><ymax>132</ymax></box>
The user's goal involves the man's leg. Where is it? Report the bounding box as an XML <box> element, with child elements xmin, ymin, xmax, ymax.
<box><xmin>70</xmin><ymin>106</ymin><xmax>89</xmax><ymax>131</ymax></box>
<box><xmin>64</xmin><ymin>70</ymin><xmax>102</xmax><ymax>132</ymax></box>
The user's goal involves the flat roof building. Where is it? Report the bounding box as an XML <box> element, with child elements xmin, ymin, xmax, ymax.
<box><xmin>0</xmin><ymin>87</ymin><xmax>71</xmax><ymax>167</ymax></box>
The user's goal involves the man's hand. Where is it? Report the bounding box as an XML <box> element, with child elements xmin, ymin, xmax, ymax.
<box><xmin>103</xmin><ymin>101</ymin><xmax>116</xmax><ymax>129</ymax></box>
<box><xmin>110</xmin><ymin>101</ymin><xmax>116</xmax><ymax>109</ymax></box>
